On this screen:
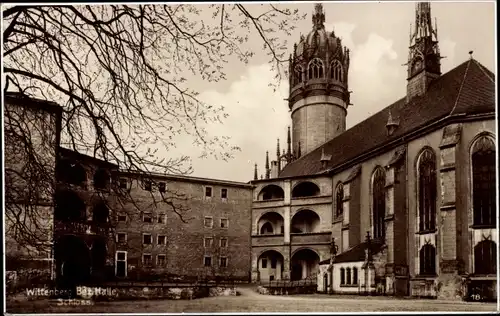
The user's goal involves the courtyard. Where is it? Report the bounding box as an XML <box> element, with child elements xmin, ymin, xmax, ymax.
<box><xmin>6</xmin><ymin>287</ymin><xmax>498</xmax><ymax>313</ymax></box>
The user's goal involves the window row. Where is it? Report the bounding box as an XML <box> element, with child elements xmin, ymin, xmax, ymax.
<box><xmin>141</xmin><ymin>233</ymin><xmax>167</xmax><ymax>245</ymax></box>
<box><xmin>204</xmin><ymin>255</ymin><xmax>228</xmax><ymax>268</ymax></box>
<box><xmin>142</xmin><ymin>253</ymin><xmax>166</xmax><ymax>266</ymax></box>
<box><xmin>292</xmin><ymin>59</ymin><xmax>344</xmax><ymax>85</ymax></box>
<box><xmin>119</xmin><ymin>178</ymin><xmax>168</xmax><ymax>193</ymax></box>
<box><xmin>205</xmin><ymin>187</ymin><xmax>228</xmax><ymax>199</ymax></box>
<box><xmin>339</xmin><ymin>267</ymin><xmax>358</xmax><ymax>285</ymax></box>
<box><xmin>204</xmin><ymin>237</ymin><xmax>229</xmax><ymax>248</ymax></box>
<box><xmin>57</xmin><ymin>160</ymin><xmax>111</xmax><ymax>190</ymax></box>
<box><xmin>204</xmin><ymin>216</ymin><xmax>229</xmax><ymax>229</ymax></box>
<box><xmin>116</xmin><ymin>212</ymin><xmax>167</xmax><ymax>223</ymax></box>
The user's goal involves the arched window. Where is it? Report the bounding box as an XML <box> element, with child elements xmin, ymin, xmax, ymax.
<box><xmin>340</xmin><ymin>268</ymin><xmax>345</xmax><ymax>285</ymax></box>
<box><xmin>260</xmin><ymin>222</ymin><xmax>274</xmax><ymax>235</ymax></box>
<box><xmin>330</xmin><ymin>60</ymin><xmax>343</xmax><ymax>81</ymax></box>
<box><xmin>352</xmin><ymin>267</ymin><xmax>358</xmax><ymax>285</ymax></box>
<box><xmin>308</xmin><ymin>58</ymin><xmax>324</xmax><ymax>80</ymax></box>
<box><xmin>417</xmin><ymin>149</ymin><xmax>437</xmax><ymax>232</ymax></box>
<box><xmin>335</xmin><ymin>183</ymin><xmax>344</xmax><ymax>218</ymax></box>
<box><xmin>472</xmin><ymin>136</ymin><xmax>496</xmax><ymax>227</ymax></box>
<box><xmin>419</xmin><ymin>244</ymin><xmax>436</xmax><ymax>276</ymax></box>
<box><xmin>294</xmin><ymin>65</ymin><xmax>303</xmax><ymax>85</ymax></box>
<box><xmin>474</xmin><ymin>240</ymin><xmax>496</xmax><ymax>275</ymax></box>
<box><xmin>372</xmin><ymin>167</ymin><xmax>386</xmax><ymax>239</ymax></box>
<box><xmin>346</xmin><ymin>268</ymin><xmax>351</xmax><ymax>285</ymax></box>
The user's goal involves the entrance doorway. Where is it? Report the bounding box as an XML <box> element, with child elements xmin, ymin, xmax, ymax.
<box><xmin>116</xmin><ymin>251</ymin><xmax>127</xmax><ymax>277</ymax></box>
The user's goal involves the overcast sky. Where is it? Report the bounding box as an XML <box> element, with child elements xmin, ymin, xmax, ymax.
<box><xmin>164</xmin><ymin>1</ymin><xmax>496</xmax><ymax>183</ymax></box>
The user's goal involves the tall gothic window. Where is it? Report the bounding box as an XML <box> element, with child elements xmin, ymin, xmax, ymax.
<box><xmin>474</xmin><ymin>240</ymin><xmax>497</xmax><ymax>275</ymax></box>
<box><xmin>340</xmin><ymin>268</ymin><xmax>345</xmax><ymax>285</ymax></box>
<box><xmin>308</xmin><ymin>58</ymin><xmax>324</xmax><ymax>80</ymax></box>
<box><xmin>330</xmin><ymin>60</ymin><xmax>343</xmax><ymax>81</ymax></box>
<box><xmin>419</xmin><ymin>244</ymin><xmax>436</xmax><ymax>276</ymax></box>
<box><xmin>372</xmin><ymin>167</ymin><xmax>386</xmax><ymax>239</ymax></box>
<box><xmin>335</xmin><ymin>183</ymin><xmax>344</xmax><ymax>218</ymax></box>
<box><xmin>472</xmin><ymin>136</ymin><xmax>496</xmax><ymax>227</ymax></box>
<box><xmin>417</xmin><ymin>149</ymin><xmax>437</xmax><ymax>232</ymax></box>
<box><xmin>294</xmin><ymin>65</ymin><xmax>303</xmax><ymax>85</ymax></box>
<box><xmin>346</xmin><ymin>268</ymin><xmax>351</xmax><ymax>285</ymax></box>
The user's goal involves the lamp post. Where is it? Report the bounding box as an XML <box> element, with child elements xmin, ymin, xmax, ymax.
<box><xmin>329</xmin><ymin>237</ymin><xmax>338</xmax><ymax>295</ymax></box>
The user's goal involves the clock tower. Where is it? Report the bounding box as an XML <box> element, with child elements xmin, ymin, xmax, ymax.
<box><xmin>406</xmin><ymin>2</ymin><xmax>441</xmax><ymax>102</ymax></box>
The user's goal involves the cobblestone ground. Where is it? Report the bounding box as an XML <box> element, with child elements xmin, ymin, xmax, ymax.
<box><xmin>7</xmin><ymin>287</ymin><xmax>498</xmax><ymax>313</ymax></box>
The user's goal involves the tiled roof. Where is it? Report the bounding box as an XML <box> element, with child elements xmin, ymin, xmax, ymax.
<box><xmin>279</xmin><ymin>59</ymin><xmax>495</xmax><ymax>178</ymax></box>
<box><xmin>319</xmin><ymin>239</ymin><xmax>385</xmax><ymax>265</ymax></box>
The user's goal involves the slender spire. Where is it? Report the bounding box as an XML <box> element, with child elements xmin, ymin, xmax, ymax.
<box><xmin>412</xmin><ymin>2</ymin><xmax>436</xmax><ymax>41</ymax></box>
<box><xmin>312</xmin><ymin>3</ymin><xmax>325</xmax><ymax>30</ymax></box>
<box><xmin>254</xmin><ymin>163</ymin><xmax>258</xmax><ymax>181</ymax></box>
<box><xmin>265</xmin><ymin>151</ymin><xmax>270</xmax><ymax>179</ymax></box>
<box><xmin>276</xmin><ymin>138</ymin><xmax>281</xmax><ymax>172</ymax></box>
<box><xmin>286</xmin><ymin>126</ymin><xmax>292</xmax><ymax>162</ymax></box>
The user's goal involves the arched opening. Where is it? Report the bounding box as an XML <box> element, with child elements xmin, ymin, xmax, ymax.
<box><xmin>291</xmin><ymin>248</ymin><xmax>320</xmax><ymax>280</ymax></box>
<box><xmin>291</xmin><ymin>209</ymin><xmax>320</xmax><ymax>233</ymax></box>
<box><xmin>419</xmin><ymin>244</ymin><xmax>436</xmax><ymax>276</ymax></box>
<box><xmin>474</xmin><ymin>240</ymin><xmax>496</xmax><ymax>275</ymax></box>
<box><xmin>372</xmin><ymin>167</ymin><xmax>386</xmax><ymax>239</ymax></box>
<box><xmin>258</xmin><ymin>185</ymin><xmax>285</xmax><ymax>201</ymax></box>
<box><xmin>292</xmin><ymin>181</ymin><xmax>320</xmax><ymax>198</ymax></box>
<box><xmin>55</xmin><ymin>235</ymin><xmax>91</xmax><ymax>286</ymax></box>
<box><xmin>471</xmin><ymin>136</ymin><xmax>496</xmax><ymax>227</ymax></box>
<box><xmin>56</xmin><ymin>159</ymin><xmax>87</xmax><ymax>187</ymax></box>
<box><xmin>257</xmin><ymin>212</ymin><xmax>284</xmax><ymax>235</ymax></box>
<box><xmin>93</xmin><ymin>168</ymin><xmax>110</xmax><ymax>190</ymax></box>
<box><xmin>91</xmin><ymin>239</ymin><xmax>107</xmax><ymax>279</ymax></box>
<box><xmin>335</xmin><ymin>183</ymin><xmax>344</xmax><ymax>218</ymax></box>
<box><xmin>54</xmin><ymin>190</ymin><xmax>86</xmax><ymax>222</ymax></box>
<box><xmin>417</xmin><ymin>149</ymin><xmax>437</xmax><ymax>232</ymax></box>
<box><xmin>92</xmin><ymin>201</ymin><xmax>109</xmax><ymax>224</ymax></box>
<box><xmin>308</xmin><ymin>58</ymin><xmax>324</xmax><ymax>79</ymax></box>
<box><xmin>258</xmin><ymin>250</ymin><xmax>285</xmax><ymax>282</ymax></box>
<box><xmin>330</xmin><ymin>59</ymin><xmax>343</xmax><ymax>81</ymax></box>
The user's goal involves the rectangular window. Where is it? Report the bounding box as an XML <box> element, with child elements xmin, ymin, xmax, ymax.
<box><xmin>220</xmin><ymin>237</ymin><xmax>228</xmax><ymax>248</ymax></box>
<box><xmin>116</xmin><ymin>233</ymin><xmax>127</xmax><ymax>243</ymax></box>
<box><xmin>159</xmin><ymin>182</ymin><xmax>166</xmax><ymax>193</ymax></box>
<box><xmin>116</xmin><ymin>251</ymin><xmax>126</xmax><ymax>261</ymax></box>
<box><xmin>204</xmin><ymin>217</ymin><xmax>213</xmax><ymax>228</ymax></box>
<box><xmin>157</xmin><ymin>235</ymin><xmax>166</xmax><ymax>245</ymax></box>
<box><xmin>143</xmin><ymin>254</ymin><xmax>152</xmax><ymax>266</ymax></box>
<box><xmin>262</xmin><ymin>259</ymin><xmax>267</xmax><ymax>269</ymax></box>
<box><xmin>220</xmin><ymin>257</ymin><xmax>228</xmax><ymax>268</ymax></box>
<box><xmin>205</xmin><ymin>186</ymin><xmax>213</xmax><ymax>198</ymax></box>
<box><xmin>221</xmin><ymin>188</ymin><xmax>228</xmax><ymax>199</ymax></box>
<box><xmin>117</xmin><ymin>213</ymin><xmax>127</xmax><ymax>222</ymax></box>
<box><xmin>220</xmin><ymin>218</ymin><xmax>229</xmax><ymax>229</ymax></box>
<box><xmin>143</xmin><ymin>213</ymin><xmax>153</xmax><ymax>223</ymax></box>
<box><xmin>204</xmin><ymin>256</ymin><xmax>212</xmax><ymax>267</ymax></box>
<box><xmin>158</xmin><ymin>213</ymin><xmax>166</xmax><ymax>224</ymax></box>
<box><xmin>157</xmin><ymin>254</ymin><xmax>166</xmax><ymax>266</ymax></box>
<box><xmin>204</xmin><ymin>237</ymin><xmax>213</xmax><ymax>248</ymax></box>
<box><xmin>143</xmin><ymin>234</ymin><xmax>152</xmax><ymax>245</ymax></box>
<box><xmin>119</xmin><ymin>178</ymin><xmax>128</xmax><ymax>189</ymax></box>
<box><xmin>144</xmin><ymin>180</ymin><xmax>152</xmax><ymax>191</ymax></box>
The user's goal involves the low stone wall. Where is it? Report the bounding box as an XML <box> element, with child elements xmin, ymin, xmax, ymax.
<box><xmin>256</xmin><ymin>285</ymin><xmax>316</xmax><ymax>296</ymax></box>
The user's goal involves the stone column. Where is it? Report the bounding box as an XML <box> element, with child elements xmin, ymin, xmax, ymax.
<box><xmin>284</xmin><ymin>180</ymin><xmax>291</xmax><ymax>244</ymax></box>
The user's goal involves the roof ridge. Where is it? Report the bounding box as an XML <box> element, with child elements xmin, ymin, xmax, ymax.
<box><xmin>449</xmin><ymin>59</ymin><xmax>472</xmax><ymax>117</ymax></box>
<box><xmin>472</xmin><ymin>59</ymin><xmax>495</xmax><ymax>83</ymax></box>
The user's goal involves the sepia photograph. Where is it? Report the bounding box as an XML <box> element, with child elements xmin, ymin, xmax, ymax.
<box><xmin>2</xmin><ymin>0</ymin><xmax>497</xmax><ymax>314</ymax></box>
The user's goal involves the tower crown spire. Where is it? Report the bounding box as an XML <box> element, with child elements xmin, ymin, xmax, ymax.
<box><xmin>411</xmin><ymin>2</ymin><xmax>437</xmax><ymax>43</ymax></box>
<box><xmin>312</xmin><ymin>3</ymin><xmax>325</xmax><ymax>30</ymax></box>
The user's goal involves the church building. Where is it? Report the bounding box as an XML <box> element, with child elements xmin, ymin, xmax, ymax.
<box><xmin>250</xmin><ymin>2</ymin><xmax>496</xmax><ymax>300</ymax></box>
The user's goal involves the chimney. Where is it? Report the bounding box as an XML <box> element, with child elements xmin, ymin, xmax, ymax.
<box><xmin>270</xmin><ymin>161</ymin><xmax>279</xmax><ymax>178</ymax></box>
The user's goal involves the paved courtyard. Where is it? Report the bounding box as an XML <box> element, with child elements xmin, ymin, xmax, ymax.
<box><xmin>7</xmin><ymin>287</ymin><xmax>498</xmax><ymax>313</ymax></box>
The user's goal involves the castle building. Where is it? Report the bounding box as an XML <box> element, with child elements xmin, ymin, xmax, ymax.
<box><xmin>251</xmin><ymin>2</ymin><xmax>496</xmax><ymax>300</ymax></box>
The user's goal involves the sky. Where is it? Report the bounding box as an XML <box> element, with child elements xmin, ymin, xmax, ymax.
<box><xmin>164</xmin><ymin>1</ymin><xmax>496</xmax><ymax>183</ymax></box>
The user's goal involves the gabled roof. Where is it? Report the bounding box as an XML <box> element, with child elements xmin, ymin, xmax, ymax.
<box><xmin>279</xmin><ymin>59</ymin><xmax>495</xmax><ymax>178</ymax></box>
<box><xmin>319</xmin><ymin>239</ymin><xmax>385</xmax><ymax>265</ymax></box>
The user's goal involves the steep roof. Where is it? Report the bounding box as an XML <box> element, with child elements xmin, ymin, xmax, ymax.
<box><xmin>279</xmin><ymin>59</ymin><xmax>495</xmax><ymax>178</ymax></box>
<box><xmin>319</xmin><ymin>239</ymin><xmax>385</xmax><ymax>265</ymax></box>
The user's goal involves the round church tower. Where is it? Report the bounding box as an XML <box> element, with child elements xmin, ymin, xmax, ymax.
<box><xmin>288</xmin><ymin>4</ymin><xmax>351</xmax><ymax>156</ymax></box>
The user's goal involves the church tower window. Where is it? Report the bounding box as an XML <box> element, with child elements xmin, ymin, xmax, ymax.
<box><xmin>419</xmin><ymin>244</ymin><xmax>436</xmax><ymax>276</ymax></box>
<box><xmin>308</xmin><ymin>58</ymin><xmax>324</xmax><ymax>79</ymax></box>
<box><xmin>372</xmin><ymin>167</ymin><xmax>386</xmax><ymax>240</ymax></box>
<box><xmin>417</xmin><ymin>148</ymin><xmax>437</xmax><ymax>232</ymax></box>
<box><xmin>335</xmin><ymin>183</ymin><xmax>344</xmax><ymax>218</ymax></box>
<box><xmin>471</xmin><ymin>135</ymin><xmax>496</xmax><ymax>227</ymax></box>
<box><xmin>330</xmin><ymin>59</ymin><xmax>343</xmax><ymax>81</ymax></box>
<box><xmin>474</xmin><ymin>240</ymin><xmax>496</xmax><ymax>275</ymax></box>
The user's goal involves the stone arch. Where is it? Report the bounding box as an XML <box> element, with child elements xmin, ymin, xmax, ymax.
<box><xmin>291</xmin><ymin>209</ymin><xmax>321</xmax><ymax>233</ymax></box>
<box><xmin>256</xmin><ymin>211</ymin><xmax>284</xmax><ymax>235</ymax></box>
<box><xmin>291</xmin><ymin>248</ymin><xmax>320</xmax><ymax>280</ymax></box>
<box><xmin>258</xmin><ymin>184</ymin><xmax>285</xmax><ymax>201</ymax></box>
<box><xmin>258</xmin><ymin>249</ymin><xmax>285</xmax><ymax>282</ymax></box>
<box><xmin>292</xmin><ymin>181</ymin><xmax>320</xmax><ymax>198</ymax></box>
<box><xmin>55</xmin><ymin>235</ymin><xmax>91</xmax><ymax>285</ymax></box>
